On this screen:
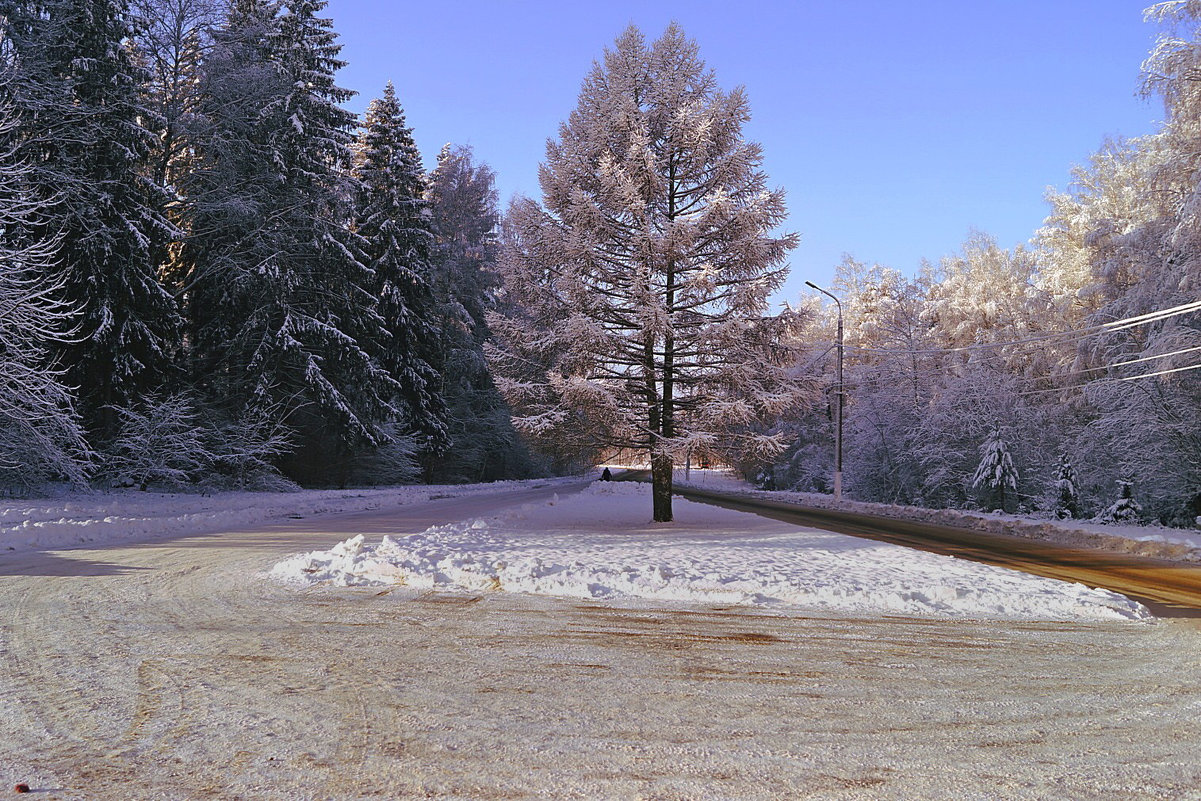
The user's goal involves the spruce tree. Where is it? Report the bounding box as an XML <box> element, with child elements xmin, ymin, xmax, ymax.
<box><xmin>1098</xmin><ymin>480</ymin><xmax>1142</xmax><ymax>524</ymax></box>
<box><xmin>971</xmin><ymin>429</ymin><xmax>1019</xmax><ymax>512</ymax></box>
<box><xmin>1052</xmin><ymin>453</ymin><xmax>1080</xmax><ymax>520</ymax></box>
<box><xmin>1</xmin><ymin>0</ymin><xmax>182</xmax><ymax>438</ymax></box>
<box><xmin>184</xmin><ymin>0</ymin><xmax>397</xmax><ymax>483</ymax></box>
<box><xmin>426</xmin><ymin>144</ymin><xmax>534</xmax><ymax>481</ymax></box>
<box><xmin>353</xmin><ymin>83</ymin><xmax>449</xmax><ymax>464</ymax></box>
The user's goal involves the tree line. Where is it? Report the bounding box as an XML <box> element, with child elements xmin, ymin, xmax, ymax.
<box><xmin>0</xmin><ymin>0</ymin><xmax>536</xmax><ymax>492</ymax></box>
<box><xmin>763</xmin><ymin>3</ymin><xmax>1201</xmax><ymax>526</ymax></box>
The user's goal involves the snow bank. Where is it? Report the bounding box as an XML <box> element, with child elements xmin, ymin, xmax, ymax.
<box><xmin>0</xmin><ymin>478</ymin><xmax>579</xmax><ymax>553</ymax></box>
<box><xmin>271</xmin><ymin>482</ymin><xmax>1151</xmax><ymax>622</ymax></box>
<box><xmin>693</xmin><ymin>483</ymin><xmax>1201</xmax><ymax>563</ymax></box>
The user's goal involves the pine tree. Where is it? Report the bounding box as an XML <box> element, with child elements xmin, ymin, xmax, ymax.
<box><xmin>1</xmin><ymin>0</ymin><xmax>182</xmax><ymax>438</ymax></box>
<box><xmin>183</xmin><ymin>0</ymin><xmax>397</xmax><ymax>483</ymax></box>
<box><xmin>1052</xmin><ymin>453</ymin><xmax>1080</xmax><ymax>520</ymax></box>
<box><xmin>426</xmin><ymin>144</ymin><xmax>535</xmax><ymax>482</ymax></box>
<box><xmin>490</xmin><ymin>25</ymin><xmax>806</xmax><ymax>520</ymax></box>
<box><xmin>1098</xmin><ymin>480</ymin><xmax>1143</xmax><ymax>524</ymax></box>
<box><xmin>353</xmin><ymin>83</ymin><xmax>449</xmax><ymax>464</ymax></box>
<box><xmin>971</xmin><ymin>429</ymin><xmax>1018</xmax><ymax>512</ymax></box>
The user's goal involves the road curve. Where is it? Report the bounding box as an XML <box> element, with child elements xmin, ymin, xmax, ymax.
<box><xmin>667</xmin><ymin>482</ymin><xmax>1201</xmax><ymax>617</ymax></box>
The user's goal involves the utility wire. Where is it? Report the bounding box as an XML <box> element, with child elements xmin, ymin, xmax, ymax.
<box><xmin>830</xmin><ymin>297</ymin><xmax>1201</xmax><ymax>358</ymax></box>
<box><xmin>1119</xmin><ymin>361</ymin><xmax>1201</xmax><ymax>381</ymax></box>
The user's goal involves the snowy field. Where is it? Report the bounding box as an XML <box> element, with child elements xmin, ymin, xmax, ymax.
<box><xmin>272</xmin><ymin>481</ymin><xmax>1150</xmax><ymax>622</ymax></box>
<box><xmin>0</xmin><ymin>477</ymin><xmax>579</xmax><ymax>553</ymax></box>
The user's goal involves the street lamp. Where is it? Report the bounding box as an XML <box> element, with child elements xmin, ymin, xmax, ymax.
<box><xmin>805</xmin><ymin>280</ymin><xmax>843</xmax><ymax>501</ymax></box>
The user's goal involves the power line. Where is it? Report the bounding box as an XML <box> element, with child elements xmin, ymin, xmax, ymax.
<box><xmin>1111</xmin><ymin>344</ymin><xmax>1201</xmax><ymax>368</ymax></box>
<box><xmin>833</xmin><ymin>297</ymin><xmax>1201</xmax><ymax>358</ymax></box>
<box><xmin>1119</xmin><ymin>361</ymin><xmax>1201</xmax><ymax>381</ymax></box>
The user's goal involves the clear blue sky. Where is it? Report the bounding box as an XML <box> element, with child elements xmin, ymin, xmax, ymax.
<box><xmin>325</xmin><ymin>0</ymin><xmax>1162</xmax><ymax>306</ymax></box>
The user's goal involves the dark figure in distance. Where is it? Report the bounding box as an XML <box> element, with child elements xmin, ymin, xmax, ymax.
<box><xmin>601</xmin><ymin>467</ymin><xmax>612</xmax><ymax>481</ymax></box>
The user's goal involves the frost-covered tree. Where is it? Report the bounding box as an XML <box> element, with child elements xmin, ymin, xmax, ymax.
<box><xmin>204</xmin><ymin>395</ymin><xmax>295</xmax><ymax>489</ymax></box>
<box><xmin>1097</xmin><ymin>479</ymin><xmax>1143</xmax><ymax>524</ymax></box>
<box><xmin>129</xmin><ymin>0</ymin><xmax>225</xmax><ymax>296</ymax></box>
<box><xmin>1</xmin><ymin>0</ymin><xmax>183</xmax><ymax>437</ymax></box>
<box><xmin>827</xmin><ymin>259</ymin><xmax>941</xmax><ymax>504</ymax></box>
<box><xmin>0</xmin><ymin>83</ymin><xmax>90</xmax><ymax>488</ymax></box>
<box><xmin>353</xmin><ymin>82</ymin><xmax>449</xmax><ymax>463</ymax></box>
<box><xmin>971</xmin><ymin>429</ymin><xmax>1019</xmax><ymax>512</ymax></box>
<box><xmin>426</xmin><ymin>144</ymin><xmax>537</xmax><ymax>482</ymax></box>
<box><xmin>105</xmin><ymin>393</ymin><xmax>212</xmax><ymax>490</ymax></box>
<box><xmin>1027</xmin><ymin>2</ymin><xmax>1201</xmax><ymax>523</ymax></box>
<box><xmin>928</xmin><ymin>233</ymin><xmax>1057</xmax><ymax>376</ymax></box>
<box><xmin>1051</xmin><ymin>453</ymin><xmax>1080</xmax><ymax>520</ymax></box>
<box><xmin>182</xmin><ymin>0</ymin><xmax>398</xmax><ymax>483</ymax></box>
<box><xmin>130</xmin><ymin>0</ymin><xmax>225</xmax><ymax>194</ymax></box>
<box><xmin>490</xmin><ymin>24</ymin><xmax>807</xmax><ymax>520</ymax></box>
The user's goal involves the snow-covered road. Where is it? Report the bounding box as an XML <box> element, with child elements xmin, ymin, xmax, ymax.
<box><xmin>2</xmin><ymin>482</ymin><xmax>1200</xmax><ymax>798</ymax></box>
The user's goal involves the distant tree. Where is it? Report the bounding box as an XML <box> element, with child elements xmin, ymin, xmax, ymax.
<box><xmin>1097</xmin><ymin>479</ymin><xmax>1142</xmax><ymax>524</ymax></box>
<box><xmin>426</xmin><ymin>144</ymin><xmax>538</xmax><ymax>482</ymax></box>
<box><xmin>490</xmin><ymin>24</ymin><xmax>806</xmax><ymax>520</ymax></box>
<box><xmin>352</xmin><ymin>82</ymin><xmax>449</xmax><ymax>465</ymax></box>
<box><xmin>1051</xmin><ymin>453</ymin><xmax>1080</xmax><ymax>520</ymax></box>
<box><xmin>828</xmin><ymin>258</ymin><xmax>939</xmax><ymax>504</ymax></box>
<box><xmin>971</xmin><ymin>429</ymin><xmax>1018</xmax><ymax>512</ymax></box>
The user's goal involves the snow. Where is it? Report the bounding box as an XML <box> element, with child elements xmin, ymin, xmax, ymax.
<box><xmin>0</xmin><ymin>478</ymin><xmax>579</xmax><ymax>553</ymax></box>
<box><xmin>271</xmin><ymin>480</ymin><xmax>1151</xmax><ymax>623</ymax></box>
<box><xmin>677</xmin><ymin>468</ymin><xmax>1201</xmax><ymax>561</ymax></box>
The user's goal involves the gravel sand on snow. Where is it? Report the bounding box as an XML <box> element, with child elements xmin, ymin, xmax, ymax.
<box><xmin>2</xmin><ymin>481</ymin><xmax>1198</xmax><ymax>799</ymax></box>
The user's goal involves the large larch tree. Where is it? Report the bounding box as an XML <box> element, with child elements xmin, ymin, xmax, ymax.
<box><xmin>490</xmin><ymin>24</ymin><xmax>808</xmax><ymax>521</ymax></box>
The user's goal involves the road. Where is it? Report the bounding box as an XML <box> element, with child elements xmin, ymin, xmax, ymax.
<box><xmin>659</xmin><ymin>482</ymin><xmax>1201</xmax><ymax>618</ymax></box>
<box><xmin>1</xmin><ymin>481</ymin><xmax>1201</xmax><ymax>799</ymax></box>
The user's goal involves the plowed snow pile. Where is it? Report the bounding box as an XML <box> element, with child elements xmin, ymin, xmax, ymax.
<box><xmin>271</xmin><ymin>482</ymin><xmax>1151</xmax><ymax>622</ymax></box>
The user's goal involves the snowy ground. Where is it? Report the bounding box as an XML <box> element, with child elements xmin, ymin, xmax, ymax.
<box><xmin>272</xmin><ymin>481</ymin><xmax>1149</xmax><ymax>622</ymax></box>
<box><xmin>0</xmin><ymin>477</ymin><xmax>580</xmax><ymax>554</ymax></box>
<box><xmin>3</xmin><ymin>480</ymin><xmax>1200</xmax><ymax>798</ymax></box>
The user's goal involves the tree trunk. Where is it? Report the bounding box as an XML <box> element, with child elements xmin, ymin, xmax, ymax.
<box><xmin>651</xmin><ymin>451</ymin><xmax>673</xmax><ymax>522</ymax></box>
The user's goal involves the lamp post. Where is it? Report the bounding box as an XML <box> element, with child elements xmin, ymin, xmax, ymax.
<box><xmin>805</xmin><ymin>281</ymin><xmax>843</xmax><ymax>501</ymax></box>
